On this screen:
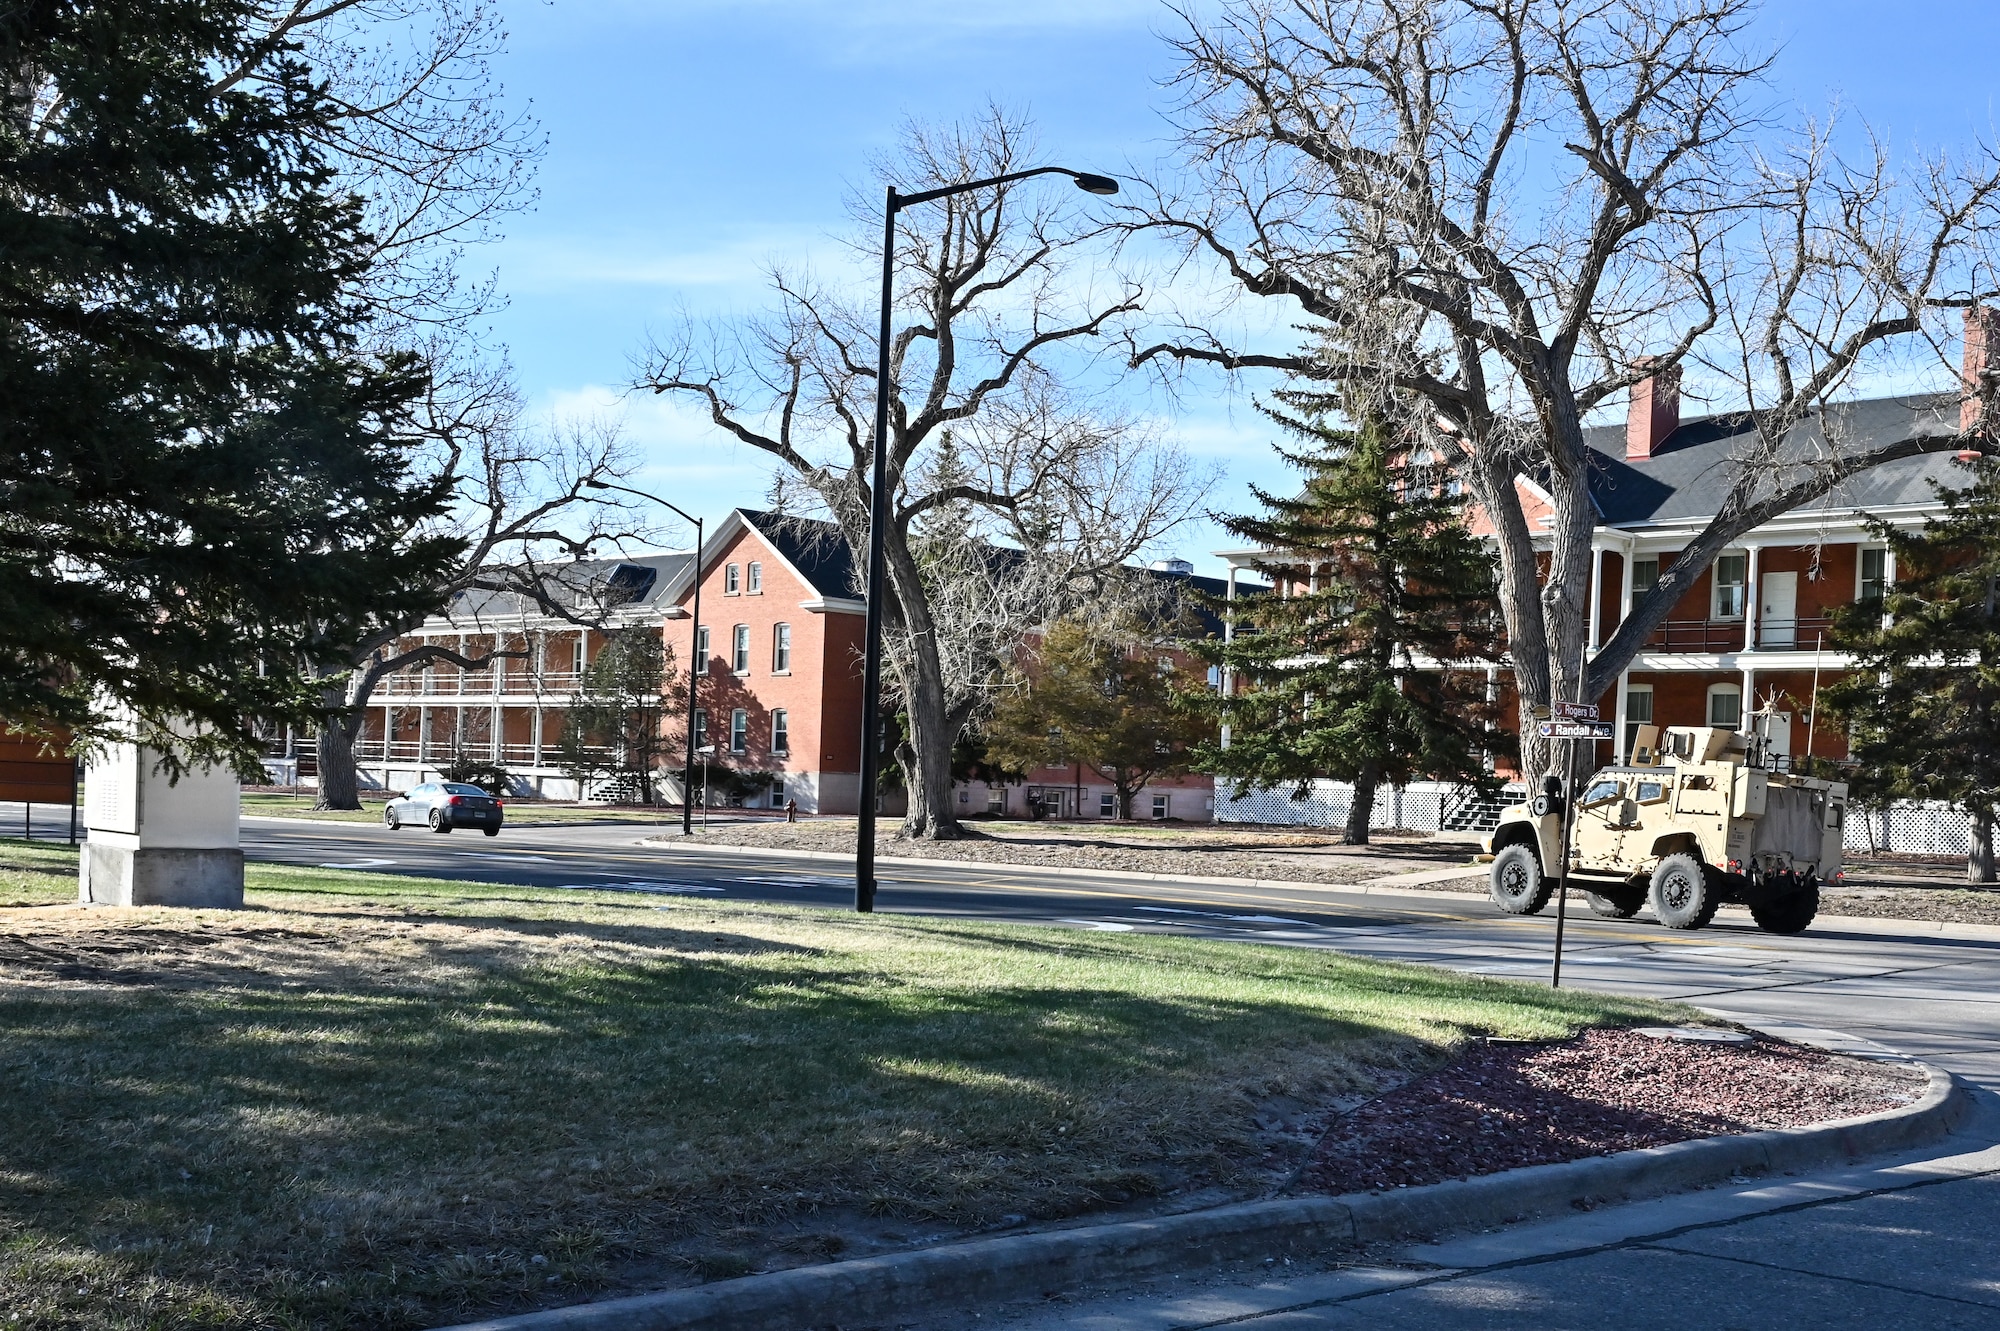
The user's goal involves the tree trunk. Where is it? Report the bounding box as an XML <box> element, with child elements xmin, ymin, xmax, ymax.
<box><xmin>882</xmin><ymin>534</ymin><xmax>966</xmax><ymax>841</ymax></box>
<box><xmin>1971</xmin><ymin>808</ymin><xmax>1996</xmax><ymax>884</ymax></box>
<box><xmin>1345</xmin><ymin>770</ymin><xmax>1376</xmax><ymax>846</ymax></box>
<box><xmin>316</xmin><ymin>699</ymin><xmax>363</xmax><ymax>811</ymax></box>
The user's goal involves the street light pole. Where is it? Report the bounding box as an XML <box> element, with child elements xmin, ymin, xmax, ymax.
<box><xmin>583</xmin><ymin>479</ymin><xmax>704</xmax><ymax>838</ymax></box>
<box><xmin>853</xmin><ymin>165</ymin><xmax>1119</xmax><ymax>914</ymax></box>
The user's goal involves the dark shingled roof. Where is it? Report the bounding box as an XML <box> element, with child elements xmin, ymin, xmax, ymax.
<box><xmin>1581</xmin><ymin>393</ymin><xmax>1965</xmax><ymax>528</ymax></box>
<box><xmin>738</xmin><ymin>508</ymin><xmax>1251</xmax><ymax>638</ymax></box>
<box><xmin>739</xmin><ymin>509</ymin><xmax>861</xmax><ymax>598</ymax></box>
<box><xmin>448</xmin><ymin>550</ymin><xmax>695</xmax><ymax>621</ymax></box>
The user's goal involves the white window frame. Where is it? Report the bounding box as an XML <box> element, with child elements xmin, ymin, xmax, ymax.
<box><xmin>1099</xmin><ymin>791</ymin><xmax>1116</xmax><ymax>818</ymax></box>
<box><xmin>747</xmin><ymin>561</ymin><xmax>762</xmax><ymax>594</ymax></box>
<box><xmin>1707</xmin><ymin>682</ymin><xmax>1742</xmax><ymax>729</ymax></box>
<box><xmin>572</xmin><ymin>636</ymin><xmax>587</xmax><ymax>675</ymax></box>
<box><xmin>1151</xmin><ymin>793</ymin><xmax>1170</xmax><ymax>820</ymax></box>
<box><xmin>1712</xmin><ymin>552</ymin><xmax>1748</xmax><ymax>621</ymax></box>
<box><xmin>772</xmin><ymin>622</ymin><xmax>791</xmax><ymax>674</ymax></box>
<box><xmin>729</xmin><ymin>708</ymin><xmax>748</xmax><ymax>754</ymax></box>
<box><xmin>1631</xmin><ymin>555</ymin><xmax>1660</xmax><ymax>596</ymax></box>
<box><xmin>1858</xmin><ymin>545</ymin><xmax>1888</xmax><ymax>605</ymax></box>
<box><xmin>724</xmin><ymin>563</ymin><xmax>740</xmax><ymax>595</ymax></box>
<box><xmin>696</xmin><ymin>626</ymin><xmax>711</xmax><ymax>674</ymax></box>
<box><xmin>1622</xmin><ymin>683</ymin><xmax>1655</xmax><ymax>761</ymax></box>
<box><xmin>771</xmin><ymin>708</ymin><xmax>789</xmax><ymax>754</ymax></box>
<box><xmin>692</xmin><ymin>709</ymin><xmax>707</xmax><ymax>752</ymax></box>
<box><xmin>732</xmin><ymin>624</ymin><xmax>750</xmax><ymax>675</ymax></box>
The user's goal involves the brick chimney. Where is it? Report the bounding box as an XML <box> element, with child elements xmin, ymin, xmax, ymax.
<box><xmin>1962</xmin><ymin>305</ymin><xmax>2000</xmax><ymax>435</ymax></box>
<box><xmin>1626</xmin><ymin>357</ymin><xmax>1681</xmax><ymax>462</ymax></box>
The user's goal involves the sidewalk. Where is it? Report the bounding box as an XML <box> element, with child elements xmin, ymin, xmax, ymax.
<box><xmin>939</xmin><ymin>1089</ymin><xmax>2000</xmax><ymax>1331</ymax></box>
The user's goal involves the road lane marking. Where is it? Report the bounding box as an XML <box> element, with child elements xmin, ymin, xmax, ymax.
<box><xmin>1135</xmin><ymin>906</ymin><xmax>1314</xmax><ymax>926</ymax></box>
<box><xmin>316</xmin><ymin>859</ymin><xmax>395</xmax><ymax>868</ymax></box>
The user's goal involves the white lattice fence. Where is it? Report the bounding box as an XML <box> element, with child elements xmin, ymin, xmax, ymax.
<box><xmin>1216</xmin><ymin>780</ymin><xmax>1470</xmax><ymax>831</ymax></box>
<box><xmin>1844</xmin><ymin>802</ymin><xmax>1975</xmax><ymax>857</ymax></box>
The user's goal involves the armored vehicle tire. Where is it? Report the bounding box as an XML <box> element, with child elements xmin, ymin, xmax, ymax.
<box><xmin>1585</xmin><ymin>889</ymin><xmax>1644</xmax><ymax>919</ymax></box>
<box><xmin>1751</xmin><ymin>885</ymin><xmax>1820</xmax><ymax>935</ymax></box>
<box><xmin>1489</xmin><ymin>843</ymin><xmax>1554</xmax><ymax>915</ymax></box>
<box><xmin>1649</xmin><ymin>853</ymin><xmax>1721</xmax><ymax>930</ymax></box>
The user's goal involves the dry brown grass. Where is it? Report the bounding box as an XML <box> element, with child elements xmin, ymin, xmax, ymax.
<box><xmin>0</xmin><ymin>838</ymin><xmax>1672</xmax><ymax>1329</ymax></box>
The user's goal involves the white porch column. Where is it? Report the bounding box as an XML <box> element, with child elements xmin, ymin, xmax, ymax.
<box><xmin>1614</xmin><ymin>669</ymin><xmax>1631</xmax><ymax>762</ymax></box>
<box><xmin>1882</xmin><ymin>545</ymin><xmax>1898</xmax><ymax>630</ymax></box>
<box><xmin>531</xmin><ymin>706</ymin><xmax>544</xmax><ymax>769</ymax></box>
<box><xmin>1742</xmin><ymin>542</ymin><xmax>1763</xmax><ymax>652</ymax></box>
<box><xmin>1587</xmin><ymin>543</ymin><xmax>1606</xmax><ymax>650</ymax></box>
<box><xmin>1741</xmin><ymin>665</ymin><xmax>1756</xmax><ymax>728</ymax></box>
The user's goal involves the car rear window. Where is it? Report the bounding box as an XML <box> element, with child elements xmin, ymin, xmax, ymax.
<box><xmin>443</xmin><ymin>783</ymin><xmax>489</xmax><ymax>796</ymax></box>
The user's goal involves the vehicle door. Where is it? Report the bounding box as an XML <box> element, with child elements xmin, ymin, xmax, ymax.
<box><xmin>398</xmin><ymin>783</ymin><xmax>432</xmax><ymax>819</ymax></box>
<box><xmin>1624</xmin><ymin>776</ymin><xmax>1670</xmax><ymax>866</ymax></box>
<box><xmin>1572</xmin><ymin>774</ymin><xmax>1627</xmax><ymax>870</ymax></box>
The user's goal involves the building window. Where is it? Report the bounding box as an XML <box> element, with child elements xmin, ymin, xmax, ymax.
<box><xmin>1151</xmin><ymin>794</ymin><xmax>1170</xmax><ymax>820</ymax></box>
<box><xmin>1623</xmin><ymin>685</ymin><xmax>1655</xmax><ymax>760</ymax></box>
<box><xmin>1707</xmin><ymin>683</ymin><xmax>1742</xmax><ymax>729</ymax></box>
<box><xmin>732</xmin><ymin>625</ymin><xmax>750</xmax><ymax>674</ymax></box>
<box><xmin>772</xmin><ymin>622</ymin><xmax>791</xmax><ymax>673</ymax></box>
<box><xmin>729</xmin><ymin>708</ymin><xmax>748</xmax><ymax>754</ymax></box>
<box><xmin>1632</xmin><ymin>556</ymin><xmax>1660</xmax><ymax>596</ymax></box>
<box><xmin>987</xmin><ymin>787</ymin><xmax>1006</xmax><ymax>815</ymax></box>
<box><xmin>1860</xmin><ymin>547</ymin><xmax>1888</xmax><ymax>608</ymax></box>
<box><xmin>696</xmin><ymin>626</ymin><xmax>711</xmax><ymax>673</ymax></box>
<box><xmin>725</xmin><ymin>563</ymin><xmax>740</xmax><ymax>594</ymax></box>
<box><xmin>1712</xmin><ymin>553</ymin><xmax>1748</xmax><ymax>619</ymax></box>
<box><xmin>747</xmin><ymin>561</ymin><xmax>762</xmax><ymax>593</ymax></box>
<box><xmin>771</xmin><ymin>708</ymin><xmax>789</xmax><ymax>754</ymax></box>
<box><xmin>572</xmin><ymin>636</ymin><xmax>587</xmax><ymax>675</ymax></box>
<box><xmin>692</xmin><ymin>709</ymin><xmax>708</xmax><ymax>752</ymax></box>
<box><xmin>1100</xmin><ymin>791</ymin><xmax>1116</xmax><ymax>818</ymax></box>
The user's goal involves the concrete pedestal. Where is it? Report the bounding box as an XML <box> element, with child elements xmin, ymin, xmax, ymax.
<box><xmin>79</xmin><ymin>738</ymin><xmax>243</xmax><ymax>908</ymax></box>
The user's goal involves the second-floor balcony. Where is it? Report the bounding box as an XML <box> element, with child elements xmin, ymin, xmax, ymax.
<box><xmin>374</xmin><ymin>670</ymin><xmax>584</xmax><ymax>700</ymax></box>
<box><xmin>1637</xmin><ymin>615</ymin><xmax>1840</xmax><ymax>654</ymax></box>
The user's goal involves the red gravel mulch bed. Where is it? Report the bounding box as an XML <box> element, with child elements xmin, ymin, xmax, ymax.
<box><xmin>1297</xmin><ymin>1028</ymin><xmax>1925</xmax><ymax>1195</ymax></box>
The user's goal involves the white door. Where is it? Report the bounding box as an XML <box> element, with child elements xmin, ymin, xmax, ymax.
<box><xmin>1760</xmin><ymin>571</ymin><xmax>1798</xmax><ymax>648</ymax></box>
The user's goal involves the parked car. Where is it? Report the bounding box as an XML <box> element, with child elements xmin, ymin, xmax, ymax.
<box><xmin>384</xmin><ymin>782</ymin><xmax>505</xmax><ymax>835</ymax></box>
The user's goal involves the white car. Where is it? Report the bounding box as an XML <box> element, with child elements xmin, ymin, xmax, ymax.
<box><xmin>384</xmin><ymin>782</ymin><xmax>505</xmax><ymax>835</ymax></box>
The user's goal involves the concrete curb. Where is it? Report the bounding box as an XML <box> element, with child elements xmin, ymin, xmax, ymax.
<box><xmin>432</xmin><ymin>1063</ymin><xmax>1969</xmax><ymax>1331</ymax></box>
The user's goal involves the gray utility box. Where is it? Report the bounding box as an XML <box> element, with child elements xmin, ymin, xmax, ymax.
<box><xmin>79</xmin><ymin>740</ymin><xmax>243</xmax><ymax>908</ymax></box>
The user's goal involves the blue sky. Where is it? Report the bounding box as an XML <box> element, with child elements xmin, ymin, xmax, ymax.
<box><xmin>483</xmin><ymin>0</ymin><xmax>2000</xmax><ymax>571</ymax></box>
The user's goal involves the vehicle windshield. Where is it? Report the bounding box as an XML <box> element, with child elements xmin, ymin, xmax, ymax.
<box><xmin>442</xmin><ymin>783</ymin><xmax>488</xmax><ymax>796</ymax></box>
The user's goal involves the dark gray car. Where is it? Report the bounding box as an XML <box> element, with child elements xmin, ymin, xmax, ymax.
<box><xmin>385</xmin><ymin>782</ymin><xmax>505</xmax><ymax>835</ymax></box>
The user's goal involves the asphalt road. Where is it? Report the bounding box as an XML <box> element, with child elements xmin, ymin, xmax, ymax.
<box><xmin>22</xmin><ymin>808</ymin><xmax>2000</xmax><ymax>1328</ymax></box>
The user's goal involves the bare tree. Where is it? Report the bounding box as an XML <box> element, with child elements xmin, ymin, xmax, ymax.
<box><xmin>302</xmin><ymin>371</ymin><xmax>652</xmax><ymax>810</ymax></box>
<box><xmin>216</xmin><ymin>0</ymin><xmax>541</xmax><ymax>335</ymax></box>
<box><xmin>639</xmin><ymin>110</ymin><xmax>1201</xmax><ymax>838</ymax></box>
<box><xmin>1129</xmin><ymin>0</ymin><xmax>2000</xmax><ymax>776</ymax></box>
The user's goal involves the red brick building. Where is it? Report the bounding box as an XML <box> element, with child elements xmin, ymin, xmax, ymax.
<box><xmin>356</xmin><ymin>509</ymin><xmax>1229</xmax><ymax>818</ymax></box>
<box><xmin>1216</xmin><ymin>369</ymin><xmax>1969</xmax><ymax>773</ymax></box>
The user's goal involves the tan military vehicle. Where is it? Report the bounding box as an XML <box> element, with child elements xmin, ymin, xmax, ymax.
<box><xmin>1483</xmin><ymin>721</ymin><xmax>1848</xmax><ymax>933</ymax></box>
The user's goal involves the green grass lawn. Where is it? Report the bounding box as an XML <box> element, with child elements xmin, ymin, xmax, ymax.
<box><xmin>0</xmin><ymin>838</ymin><xmax>1681</xmax><ymax>1330</ymax></box>
<box><xmin>241</xmin><ymin>791</ymin><xmax>681</xmax><ymax>824</ymax></box>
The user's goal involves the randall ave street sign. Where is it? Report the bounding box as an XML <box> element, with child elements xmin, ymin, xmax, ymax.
<box><xmin>1551</xmin><ymin>701</ymin><xmax>1599</xmax><ymax>720</ymax></box>
<box><xmin>1538</xmin><ymin>721</ymin><xmax>1615</xmax><ymax>739</ymax></box>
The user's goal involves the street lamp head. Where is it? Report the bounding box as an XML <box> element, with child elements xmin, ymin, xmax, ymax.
<box><xmin>1072</xmin><ymin>172</ymin><xmax>1120</xmax><ymax>196</ymax></box>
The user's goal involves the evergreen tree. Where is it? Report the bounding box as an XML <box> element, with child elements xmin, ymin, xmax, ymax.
<box><xmin>0</xmin><ymin>0</ymin><xmax>454</xmax><ymax>772</ymax></box>
<box><xmin>1822</xmin><ymin>460</ymin><xmax>2000</xmax><ymax>882</ymax></box>
<box><xmin>987</xmin><ymin>616</ymin><xmax>1213</xmax><ymax>820</ymax></box>
<box><xmin>1195</xmin><ymin>404</ymin><xmax>1510</xmax><ymax>844</ymax></box>
<box><xmin>557</xmin><ymin>631</ymin><xmax>671</xmax><ymax>804</ymax></box>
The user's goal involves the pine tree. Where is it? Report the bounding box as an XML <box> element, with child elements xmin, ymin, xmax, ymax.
<box><xmin>0</xmin><ymin>1</ymin><xmax>453</xmax><ymax>772</ymax></box>
<box><xmin>1196</xmin><ymin>403</ymin><xmax>1510</xmax><ymax>844</ymax></box>
<box><xmin>1822</xmin><ymin>460</ymin><xmax>2000</xmax><ymax>882</ymax></box>
<box><xmin>987</xmin><ymin>617</ymin><xmax>1213</xmax><ymax>819</ymax></box>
